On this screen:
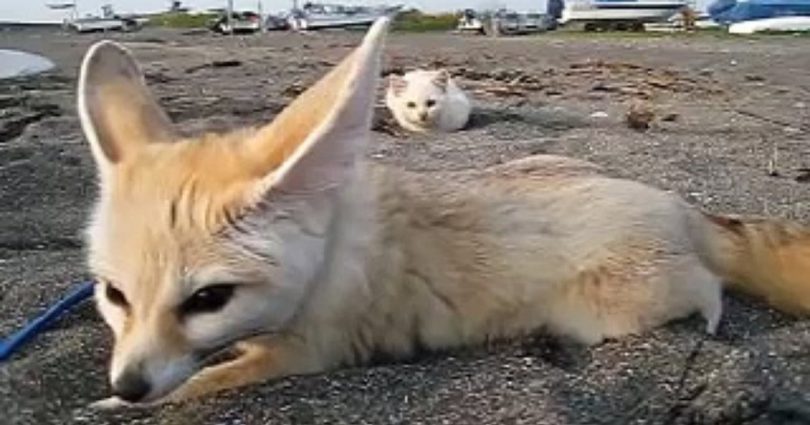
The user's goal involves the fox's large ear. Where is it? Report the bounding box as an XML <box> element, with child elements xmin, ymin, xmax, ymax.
<box><xmin>78</xmin><ymin>41</ymin><xmax>175</xmax><ymax>171</ymax></box>
<box><xmin>244</xmin><ymin>18</ymin><xmax>389</xmax><ymax>198</ymax></box>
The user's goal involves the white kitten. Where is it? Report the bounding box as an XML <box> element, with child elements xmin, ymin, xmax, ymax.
<box><xmin>385</xmin><ymin>69</ymin><xmax>471</xmax><ymax>133</ymax></box>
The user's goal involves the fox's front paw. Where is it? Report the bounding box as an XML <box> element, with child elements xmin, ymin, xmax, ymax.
<box><xmin>89</xmin><ymin>396</ymin><xmax>131</xmax><ymax>410</ymax></box>
<box><xmin>88</xmin><ymin>396</ymin><xmax>160</xmax><ymax>410</ymax></box>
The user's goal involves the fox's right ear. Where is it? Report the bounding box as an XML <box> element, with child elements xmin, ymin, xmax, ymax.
<box><xmin>242</xmin><ymin>18</ymin><xmax>389</xmax><ymax>201</ymax></box>
<box><xmin>78</xmin><ymin>41</ymin><xmax>175</xmax><ymax>173</ymax></box>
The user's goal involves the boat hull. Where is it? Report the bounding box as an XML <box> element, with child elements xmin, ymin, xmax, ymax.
<box><xmin>560</xmin><ymin>0</ymin><xmax>686</xmax><ymax>24</ymax></box>
<box><xmin>287</xmin><ymin>4</ymin><xmax>402</xmax><ymax>31</ymax></box>
<box><xmin>728</xmin><ymin>15</ymin><xmax>810</xmax><ymax>32</ymax></box>
<box><xmin>290</xmin><ymin>16</ymin><xmax>379</xmax><ymax>30</ymax></box>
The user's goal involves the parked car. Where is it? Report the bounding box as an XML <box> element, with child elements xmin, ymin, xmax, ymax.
<box><xmin>492</xmin><ymin>9</ymin><xmax>554</xmax><ymax>35</ymax></box>
<box><xmin>264</xmin><ymin>13</ymin><xmax>290</xmax><ymax>31</ymax></box>
<box><xmin>209</xmin><ymin>11</ymin><xmax>262</xmax><ymax>34</ymax></box>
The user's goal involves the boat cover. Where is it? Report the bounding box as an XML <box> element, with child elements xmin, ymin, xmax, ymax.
<box><xmin>708</xmin><ymin>0</ymin><xmax>810</xmax><ymax>23</ymax></box>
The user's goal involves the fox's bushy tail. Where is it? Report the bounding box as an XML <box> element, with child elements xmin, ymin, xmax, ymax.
<box><xmin>695</xmin><ymin>212</ymin><xmax>810</xmax><ymax>314</ymax></box>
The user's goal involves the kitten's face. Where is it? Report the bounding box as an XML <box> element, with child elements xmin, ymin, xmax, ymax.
<box><xmin>390</xmin><ymin>71</ymin><xmax>448</xmax><ymax>127</ymax></box>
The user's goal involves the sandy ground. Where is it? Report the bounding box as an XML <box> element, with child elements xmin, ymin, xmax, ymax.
<box><xmin>0</xmin><ymin>26</ymin><xmax>809</xmax><ymax>424</ymax></box>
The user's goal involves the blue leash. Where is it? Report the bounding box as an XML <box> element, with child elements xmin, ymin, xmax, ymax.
<box><xmin>0</xmin><ymin>281</ymin><xmax>95</xmax><ymax>362</ymax></box>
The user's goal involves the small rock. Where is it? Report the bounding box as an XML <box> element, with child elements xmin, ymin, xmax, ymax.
<box><xmin>794</xmin><ymin>102</ymin><xmax>806</xmax><ymax>109</ymax></box>
<box><xmin>661</xmin><ymin>113</ymin><xmax>679</xmax><ymax>122</ymax></box>
<box><xmin>591</xmin><ymin>82</ymin><xmax>616</xmax><ymax>92</ymax></box>
<box><xmin>590</xmin><ymin>111</ymin><xmax>609</xmax><ymax>119</ymax></box>
<box><xmin>282</xmin><ymin>81</ymin><xmax>306</xmax><ymax>97</ymax></box>
<box><xmin>796</xmin><ymin>168</ymin><xmax>810</xmax><ymax>183</ymax></box>
<box><xmin>185</xmin><ymin>59</ymin><xmax>242</xmax><ymax>74</ymax></box>
<box><xmin>625</xmin><ymin>102</ymin><xmax>655</xmax><ymax>131</ymax></box>
<box><xmin>210</xmin><ymin>60</ymin><xmax>241</xmax><ymax>68</ymax></box>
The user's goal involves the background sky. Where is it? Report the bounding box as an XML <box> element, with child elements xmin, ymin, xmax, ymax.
<box><xmin>2</xmin><ymin>0</ymin><xmax>710</xmax><ymax>23</ymax></box>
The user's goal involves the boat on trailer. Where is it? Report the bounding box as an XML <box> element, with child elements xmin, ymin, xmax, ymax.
<box><xmin>287</xmin><ymin>2</ymin><xmax>402</xmax><ymax>31</ymax></box>
<box><xmin>47</xmin><ymin>2</ymin><xmax>141</xmax><ymax>33</ymax></box>
<box><xmin>559</xmin><ymin>0</ymin><xmax>688</xmax><ymax>30</ymax></box>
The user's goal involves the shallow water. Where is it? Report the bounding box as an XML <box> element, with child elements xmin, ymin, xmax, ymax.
<box><xmin>0</xmin><ymin>49</ymin><xmax>55</xmax><ymax>79</ymax></box>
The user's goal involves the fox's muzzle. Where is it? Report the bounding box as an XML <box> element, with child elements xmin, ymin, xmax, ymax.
<box><xmin>112</xmin><ymin>364</ymin><xmax>151</xmax><ymax>403</ymax></box>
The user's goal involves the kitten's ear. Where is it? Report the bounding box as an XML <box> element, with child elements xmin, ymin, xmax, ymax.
<box><xmin>78</xmin><ymin>41</ymin><xmax>176</xmax><ymax>173</ymax></box>
<box><xmin>389</xmin><ymin>74</ymin><xmax>407</xmax><ymax>96</ymax></box>
<box><xmin>432</xmin><ymin>69</ymin><xmax>451</xmax><ymax>90</ymax></box>
<box><xmin>243</xmin><ymin>18</ymin><xmax>389</xmax><ymax>199</ymax></box>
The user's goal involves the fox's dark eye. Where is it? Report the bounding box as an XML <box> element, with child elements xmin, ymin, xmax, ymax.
<box><xmin>426</xmin><ymin>99</ymin><xmax>436</xmax><ymax>108</ymax></box>
<box><xmin>406</xmin><ymin>101</ymin><xmax>416</xmax><ymax>109</ymax></box>
<box><xmin>105</xmin><ymin>283</ymin><xmax>128</xmax><ymax>308</ymax></box>
<box><xmin>180</xmin><ymin>284</ymin><xmax>235</xmax><ymax>316</ymax></box>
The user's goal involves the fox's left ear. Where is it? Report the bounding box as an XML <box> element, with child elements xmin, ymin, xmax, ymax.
<box><xmin>78</xmin><ymin>41</ymin><xmax>176</xmax><ymax>173</ymax></box>
<box><xmin>244</xmin><ymin>18</ymin><xmax>389</xmax><ymax>198</ymax></box>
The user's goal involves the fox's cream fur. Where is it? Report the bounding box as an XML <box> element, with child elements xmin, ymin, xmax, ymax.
<box><xmin>77</xmin><ymin>19</ymin><xmax>810</xmax><ymax>407</ymax></box>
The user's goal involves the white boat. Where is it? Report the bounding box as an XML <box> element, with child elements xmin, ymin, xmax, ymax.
<box><xmin>457</xmin><ymin>9</ymin><xmax>486</xmax><ymax>34</ymax></box>
<box><xmin>728</xmin><ymin>16</ymin><xmax>810</xmax><ymax>33</ymax></box>
<box><xmin>560</xmin><ymin>0</ymin><xmax>687</xmax><ymax>28</ymax></box>
<box><xmin>48</xmin><ymin>2</ymin><xmax>140</xmax><ymax>33</ymax></box>
<box><xmin>68</xmin><ymin>16</ymin><xmax>139</xmax><ymax>33</ymax></box>
<box><xmin>287</xmin><ymin>2</ymin><xmax>402</xmax><ymax>31</ymax></box>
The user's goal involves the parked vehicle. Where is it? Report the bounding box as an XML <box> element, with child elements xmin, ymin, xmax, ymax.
<box><xmin>492</xmin><ymin>9</ymin><xmax>554</xmax><ymax>35</ymax></box>
<box><xmin>264</xmin><ymin>13</ymin><xmax>291</xmax><ymax>31</ymax></box>
<box><xmin>209</xmin><ymin>11</ymin><xmax>262</xmax><ymax>34</ymax></box>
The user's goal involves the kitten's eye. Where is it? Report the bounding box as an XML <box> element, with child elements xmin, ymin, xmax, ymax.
<box><xmin>180</xmin><ymin>284</ymin><xmax>236</xmax><ymax>316</ymax></box>
<box><xmin>426</xmin><ymin>99</ymin><xmax>436</xmax><ymax>108</ymax></box>
<box><xmin>406</xmin><ymin>101</ymin><xmax>416</xmax><ymax>109</ymax></box>
<box><xmin>104</xmin><ymin>283</ymin><xmax>129</xmax><ymax>308</ymax></box>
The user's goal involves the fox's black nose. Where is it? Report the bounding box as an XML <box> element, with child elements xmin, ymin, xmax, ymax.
<box><xmin>112</xmin><ymin>370</ymin><xmax>151</xmax><ymax>402</ymax></box>
<box><xmin>419</xmin><ymin>112</ymin><xmax>429</xmax><ymax>122</ymax></box>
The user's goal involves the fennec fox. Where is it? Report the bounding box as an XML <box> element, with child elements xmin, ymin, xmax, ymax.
<box><xmin>78</xmin><ymin>19</ymin><xmax>810</xmax><ymax>407</ymax></box>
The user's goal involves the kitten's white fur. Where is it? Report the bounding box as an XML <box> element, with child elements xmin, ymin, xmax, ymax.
<box><xmin>385</xmin><ymin>69</ymin><xmax>471</xmax><ymax>133</ymax></box>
